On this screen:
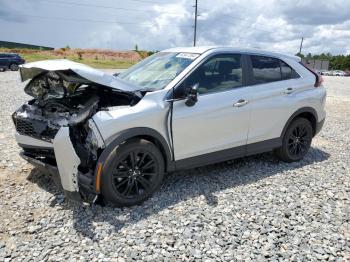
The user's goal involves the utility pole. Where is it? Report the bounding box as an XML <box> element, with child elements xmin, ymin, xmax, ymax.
<box><xmin>193</xmin><ymin>0</ymin><xmax>198</xmax><ymax>46</ymax></box>
<box><xmin>299</xmin><ymin>37</ymin><xmax>304</xmax><ymax>54</ymax></box>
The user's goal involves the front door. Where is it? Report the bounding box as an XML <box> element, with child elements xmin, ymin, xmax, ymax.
<box><xmin>171</xmin><ymin>53</ymin><xmax>251</xmax><ymax>161</ymax></box>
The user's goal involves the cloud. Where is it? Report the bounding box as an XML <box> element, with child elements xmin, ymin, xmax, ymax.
<box><xmin>0</xmin><ymin>0</ymin><xmax>350</xmax><ymax>55</ymax></box>
<box><xmin>278</xmin><ymin>0</ymin><xmax>350</xmax><ymax>25</ymax></box>
<box><xmin>87</xmin><ymin>1</ymin><xmax>193</xmax><ymax>50</ymax></box>
<box><xmin>0</xmin><ymin>0</ymin><xmax>26</xmax><ymax>23</ymax></box>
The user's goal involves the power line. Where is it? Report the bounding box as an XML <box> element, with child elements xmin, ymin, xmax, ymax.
<box><xmin>36</xmin><ymin>0</ymin><xmax>182</xmax><ymax>14</ymax></box>
<box><xmin>22</xmin><ymin>14</ymin><xmax>192</xmax><ymax>28</ymax></box>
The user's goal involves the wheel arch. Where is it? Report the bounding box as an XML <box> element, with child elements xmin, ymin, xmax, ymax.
<box><xmin>93</xmin><ymin>127</ymin><xmax>174</xmax><ymax>193</ymax></box>
<box><xmin>281</xmin><ymin>107</ymin><xmax>318</xmax><ymax>139</ymax></box>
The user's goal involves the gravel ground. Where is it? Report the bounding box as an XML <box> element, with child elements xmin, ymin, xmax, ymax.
<box><xmin>0</xmin><ymin>71</ymin><xmax>349</xmax><ymax>261</ymax></box>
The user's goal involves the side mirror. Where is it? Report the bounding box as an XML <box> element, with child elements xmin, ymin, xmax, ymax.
<box><xmin>185</xmin><ymin>83</ymin><xmax>198</xmax><ymax>107</ymax></box>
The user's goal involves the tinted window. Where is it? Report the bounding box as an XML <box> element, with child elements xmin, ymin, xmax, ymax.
<box><xmin>281</xmin><ymin>60</ymin><xmax>299</xmax><ymax>80</ymax></box>
<box><xmin>0</xmin><ymin>54</ymin><xmax>14</xmax><ymax>58</ymax></box>
<box><xmin>182</xmin><ymin>54</ymin><xmax>243</xmax><ymax>95</ymax></box>
<box><xmin>251</xmin><ymin>56</ymin><xmax>281</xmax><ymax>84</ymax></box>
<box><xmin>251</xmin><ymin>56</ymin><xmax>299</xmax><ymax>84</ymax></box>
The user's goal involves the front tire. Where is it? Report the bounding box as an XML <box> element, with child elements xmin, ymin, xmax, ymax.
<box><xmin>275</xmin><ymin>118</ymin><xmax>313</xmax><ymax>162</ymax></box>
<box><xmin>101</xmin><ymin>139</ymin><xmax>165</xmax><ymax>206</ymax></box>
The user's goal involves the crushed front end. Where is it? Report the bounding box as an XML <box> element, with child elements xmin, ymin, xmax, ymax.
<box><xmin>13</xmin><ymin>60</ymin><xmax>141</xmax><ymax>202</ymax></box>
<box><xmin>14</xmin><ymin>114</ymin><xmax>101</xmax><ymax>202</ymax></box>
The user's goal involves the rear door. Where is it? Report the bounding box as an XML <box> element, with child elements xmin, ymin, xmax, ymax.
<box><xmin>246</xmin><ymin>55</ymin><xmax>301</xmax><ymax>148</ymax></box>
<box><xmin>171</xmin><ymin>53</ymin><xmax>252</xmax><ymax>161</ymax></box>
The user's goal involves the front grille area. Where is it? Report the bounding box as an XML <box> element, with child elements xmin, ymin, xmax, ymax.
<box><xmin>13</xmin><ymin>114</ymin><xmax>59</xmax><ymax>141</ymax></box>
<box><xmin>15</xmin><ymin>118</ymin><xmax>37</xmax><ymax>137</ymax></box>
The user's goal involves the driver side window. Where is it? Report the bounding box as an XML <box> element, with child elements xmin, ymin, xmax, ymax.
<box><xmin>180</xmin><ymin>54</ymin><xmax>243</xmax><ymax>96</ymax></box>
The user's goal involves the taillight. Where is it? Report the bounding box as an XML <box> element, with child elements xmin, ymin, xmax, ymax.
<box><xmin>301</xmin><ymin>63</ymin><xmax>324</xmax><ymax>87</ymax></box>
<box><xmin>315</xmin><ymin>74</ymin><xmax>324</xmax><ymax>87</ymax></box>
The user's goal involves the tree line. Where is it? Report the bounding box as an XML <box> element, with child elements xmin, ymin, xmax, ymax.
<box><xmin>296</xmin><ymin>52</ymin><xmax>350</xmax><ymax>70</ymax></box>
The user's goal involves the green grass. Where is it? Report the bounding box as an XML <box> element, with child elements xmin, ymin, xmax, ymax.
<box><xmin>21</xmin><ymin>53</ymin><xmax>136</xmax><ymax>69</ymax></box>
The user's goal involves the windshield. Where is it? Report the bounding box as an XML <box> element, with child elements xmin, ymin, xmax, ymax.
<box><xmin>117</xmin><ymin>52</ymin><xmax>199</xmax><ymax>91</ymax></box>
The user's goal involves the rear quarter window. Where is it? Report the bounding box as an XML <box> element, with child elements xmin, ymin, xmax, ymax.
<box><xmin>281</xmin><ymin>60</ymin><xmax>300</xmax><ymax>80</ymax></box>
<box><xmin>250</xmin><ymin>55</ymin><xmax>300</xmax><ymax>84</ymax></box>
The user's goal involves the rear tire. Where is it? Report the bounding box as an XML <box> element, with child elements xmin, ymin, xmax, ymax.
<box><xmin>9</xmin><ymin>64</ymin><xmax>19</xmax><ymax>71</ymax></box>
<box><xmin>275</xmin><ymin>118</ymin><xmax>313</xmax><ymax>162</ymax></box>
<box><xmin>101</xmin><ymin>139</ymin><xmax>164</xmax><ymax>207</ymax></box>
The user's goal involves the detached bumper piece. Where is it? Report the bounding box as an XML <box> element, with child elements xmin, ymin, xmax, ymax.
<box><xmin>19</xmin><ymin>127</ymin><xmax>99</xmax><ymax>203</ymax></box>
<box><xmin>54</xmin><ymin>127</ymin><xmax>99</xmax><ymax>202</ymax></box>
<box><xmin>21</xmin><ymin>150</ymin><xmax>97</xmax><ymax>203</ymax></box>
<box><xmin>53</xmin><ymin>127</ymin><xmax>81</xmax><ymax>192</ymax></box>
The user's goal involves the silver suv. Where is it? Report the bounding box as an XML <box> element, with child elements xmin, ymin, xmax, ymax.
<box><xmin>13</xmin><ymin>47</ymin><xmax>326</xmax><ymax>206</ymax></box>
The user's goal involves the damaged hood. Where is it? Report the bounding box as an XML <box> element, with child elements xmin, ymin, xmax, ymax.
<box><xmin>20</xmin><ymin>59</ymin><xmax>136</xmax><ymax>92</ymax></box>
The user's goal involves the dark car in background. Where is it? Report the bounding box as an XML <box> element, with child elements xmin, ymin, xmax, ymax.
<box><xmin>0</xmin><ymin>53</ymin><xmax>25</xmax><ymax>71</ymax></box>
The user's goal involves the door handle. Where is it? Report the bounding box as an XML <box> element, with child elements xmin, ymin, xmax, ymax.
<box><xmin>233</xmin><ymin>99</ymin><xmax>248</xmax><ymax>107</ymax></box>
<box><xmin>284</xmin><ymin>87</ymin><xmax>294</xmax><ymax>94</ymax></box>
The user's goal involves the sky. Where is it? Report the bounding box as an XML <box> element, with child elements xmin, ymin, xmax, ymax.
<box><xmin>1</xmin><ymin>0</ymin><xmax>350</xmax><ymax>55</ymax></box>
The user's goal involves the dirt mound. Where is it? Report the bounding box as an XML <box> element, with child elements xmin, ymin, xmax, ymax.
<box><xmin>0</xmin><ymin>48</ymin><xmax>143</xmax><ymax>62</ymax></box>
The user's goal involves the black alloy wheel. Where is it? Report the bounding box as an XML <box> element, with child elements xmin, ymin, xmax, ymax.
<box><xmin>112</xmin><ymin>150</ymin><xmax>158</xmax><ymax>198</ymax></box>
<box><xmin>10</xmin><ymin>64</ymin><xmax>19</xmax><ymax>71</ymax></box>
<box><xmin>275</xmin><ymin>118</ymin><xmax>313</xmax><ymax>162</ymax></box>
<box><xmin>101</xmin><ymin>139</ymin><xmax>164</xmax><ymax>206</ymax></box>
<box><xmin>287</xmin><ymin>124</ymin><xmax>311</xmax><ymax>158</ymax></box>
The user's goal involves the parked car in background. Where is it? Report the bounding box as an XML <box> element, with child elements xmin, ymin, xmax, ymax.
<box><xmin>320</xmin><ymin>70</ymin><xmax>332</xmax><ymax>76</ymax></box>
<box><xmin>12</xmin><ymin>47</ymin><xmax>326</xmax><ymax>206</ymax></box>
<box><xmin>332</xmin><ymin>70</ymin><xmax>347</xmax><ymax>76</ymax></box>
<box><xmin>0</xmin><ymin>53</ymin><xmax>25</xmax><ymax>71</ymax></box>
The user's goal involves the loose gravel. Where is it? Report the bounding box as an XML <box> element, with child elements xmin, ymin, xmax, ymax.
<box><xmin>0</xmin><ymin>71</ymin><xmax>349</xmax><ymax>261</ymax></box>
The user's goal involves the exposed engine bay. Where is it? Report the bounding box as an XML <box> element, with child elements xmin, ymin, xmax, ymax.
<box><xmin>14</xmin><ymin>70</ymin><xmax>140</xmax><ymax>138</ymax></box>
<box><xmin>13</xmin><ymin>68</ymin><xmax>143</xmax><ymax>201</ymax></box>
